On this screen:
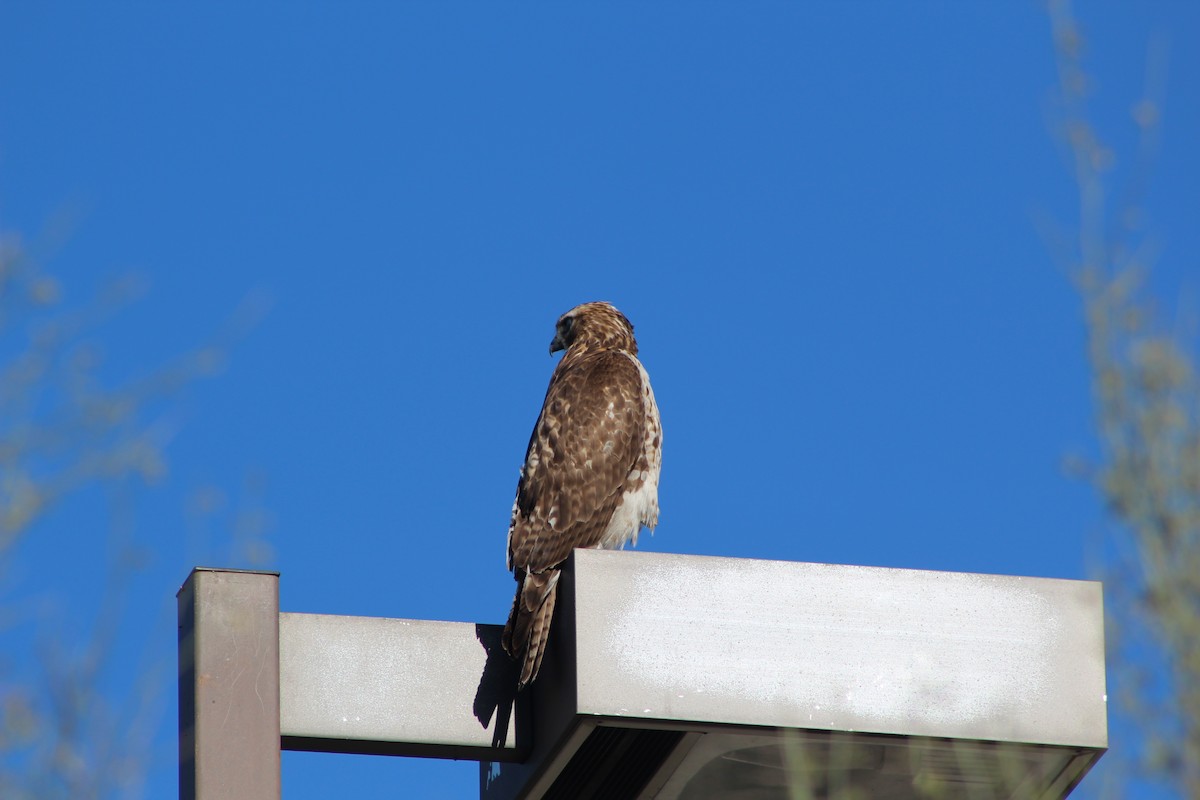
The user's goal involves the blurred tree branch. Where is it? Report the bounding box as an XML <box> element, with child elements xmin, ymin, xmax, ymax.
<box><xmin>1048</xmin><ymin>0</ymin><xmax>1198</xmax><ymax>795</ymax></box>
<box><xmin>0</xmin><ymin>229</ymin><xmax>271</xmax><ymax>799</ymax></box>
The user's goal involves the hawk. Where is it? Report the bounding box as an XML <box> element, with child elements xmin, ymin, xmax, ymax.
<box><xmin>502</xmin><ymin>301</ymin><xmax>662</xmax><ymax>688</ymax></box>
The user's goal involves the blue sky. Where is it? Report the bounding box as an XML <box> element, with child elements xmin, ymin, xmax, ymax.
<box><xmin>2</xmin><ymin>2</ymin><xmax>1198</xmax><ymax>798</ymax></box>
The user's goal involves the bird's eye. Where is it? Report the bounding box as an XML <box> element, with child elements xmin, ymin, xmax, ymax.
<box><xmin>560</xmin><ymin>316</ymin><xmax>574</xmax><ymax>333</ymax></box>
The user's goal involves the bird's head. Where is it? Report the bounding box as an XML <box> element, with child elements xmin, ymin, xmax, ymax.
<box><xmin>549</xmin><ymin>301</ymin><xmax>638</xmax><ymax>356</ymax></box>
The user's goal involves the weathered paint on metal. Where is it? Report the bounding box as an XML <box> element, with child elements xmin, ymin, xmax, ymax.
<box><xmin>278</xmin><ymin>613</ymin><xmax>524</xmax><ymax>760</ymax></box>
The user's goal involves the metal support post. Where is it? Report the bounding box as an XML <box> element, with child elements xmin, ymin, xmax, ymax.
<box><xmin>178</xmin><ymin>568</ymin><xmax>281</xmax><ymax>800</ymax></box>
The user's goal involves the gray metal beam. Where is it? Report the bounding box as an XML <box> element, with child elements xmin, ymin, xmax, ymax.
<box><xmin>569</xmin><ymin>550</ymin><xmax>1107</xmax><ymax>747</ymax></box>
<box><xmin>175</xmin><ymin>551</ymin><xmax>1105</xmax><ymax>799</ymax></box>
<box><xmin>483</xmin><ymin>550</ymin><xmax>1108</xmax><ymax>799</ymax></box>
<box><xmin>178</xmin><ymin>568</ymin><xmax>281</xmax><ymax>800</ymax></box>
<box><xmin>278</xmin><ymin>613</ymin><xmax>524</xmax><ymax>760</ymax></box>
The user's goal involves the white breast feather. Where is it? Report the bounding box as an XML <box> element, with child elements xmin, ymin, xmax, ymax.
<box><xmin>597</xmin><ymin>354</ymin><xmax>661</xmax><ymax>551</ymax></box>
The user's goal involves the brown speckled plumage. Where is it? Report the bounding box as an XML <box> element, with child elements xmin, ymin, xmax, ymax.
<box><xmin>502</xmin><ymin>302</ymin><xmax>662</xmax><ymax>688</ymax></box>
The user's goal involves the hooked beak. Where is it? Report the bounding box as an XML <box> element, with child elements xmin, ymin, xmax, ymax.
<box><xmin>549</xmin><ymin>333</ymin><xmax>566</xmax><ymax>355</ymax></box>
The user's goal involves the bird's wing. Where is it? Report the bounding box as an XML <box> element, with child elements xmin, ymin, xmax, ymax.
<box><xmin>507</xmin><ymin>349</ymin><xmax>645</xmax><ymax>572</ymax></box>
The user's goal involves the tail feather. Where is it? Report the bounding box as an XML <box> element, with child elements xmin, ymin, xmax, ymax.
<box><xmin>502</xmin><ymin>569</ymin><xmax>560</xmax><ymax>688</ymax></box>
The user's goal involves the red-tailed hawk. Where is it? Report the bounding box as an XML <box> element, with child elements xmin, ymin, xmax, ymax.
<box><xmin>502</xmin><ymin>301</ymin><xmax>662</xmax><ymax>687</ymax></box>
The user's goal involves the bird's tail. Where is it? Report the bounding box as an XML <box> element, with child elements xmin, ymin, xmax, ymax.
<box><xmin>502</xmin><ymin>568</ymin><xmax>561</xmax><ymax>689</ymax></box>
